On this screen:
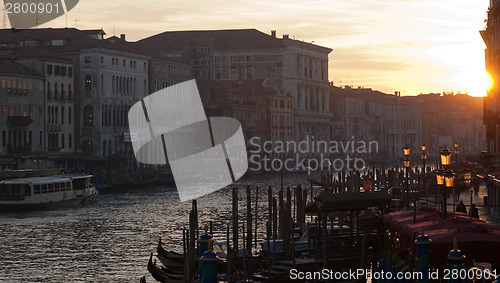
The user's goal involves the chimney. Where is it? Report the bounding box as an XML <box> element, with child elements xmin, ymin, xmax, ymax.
<box><xmin>283</xmin><ymin>34</ymin><xmax>289</xmax><ymax>39</ymax></box>
<box><xmin>120</xmin><ymin>34</ymin><xmax>126</xmax><ymax>41</ymax></box>
<box><xmin>271</xmin><ymin>30</ymin><xmax>276</xmax><ymax>38</ymax></box>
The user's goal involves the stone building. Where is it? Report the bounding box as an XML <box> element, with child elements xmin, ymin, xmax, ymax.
<box><xmin>330</xmin><ymin>86</ymin><xmax>422</xmax><ymax>162</ymax></box>
<box><xmin>0</xmin><ymin>60</ymin><xmax>45</xmax><ymax>169</ymax></box>
<box><xmin>481</xmin><ymin>0</ymin><xmax>500</xmax><ymax>158</ymax></box>
<box><xmin>16</xmin><ymin>51</ymin><xmax>76</xmax><ymax>164</ymax></box>
<box><xmin>138</xmin><ymin>29</ymin><xmax>331</xmax><ymax>149</ymax></box>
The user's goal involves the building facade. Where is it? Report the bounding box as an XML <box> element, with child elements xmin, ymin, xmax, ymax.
<box><xmin>482</xmin><ymin>0</ymin><xmax>500</xmax><ymax>158</ymax></box>
<box><xmin>0</xmin><ymin>60</ymin><xmax>45</xmax><ymax>169</ymax></box>
<box><xmin>139</xmin><ymin>29</ymin><xmax>332</xmax><ymax>151</ymax></box>
<box><xmin>18</xmin><ymin>57</ymin><xmax>76</xmax><ymax>162</ymax></box>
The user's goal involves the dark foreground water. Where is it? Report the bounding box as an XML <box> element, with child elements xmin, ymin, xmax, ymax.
<box><xmin>0</xmin><ymin>173</ymin><xmax>315</xmax><ymax>282</ymax></box>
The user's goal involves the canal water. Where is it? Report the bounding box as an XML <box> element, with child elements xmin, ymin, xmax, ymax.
<box><xmin>1</xmin><ymin>172</ymin><xmax>495</xmax><ymax>282</ymax></box>
<box><xmin>0</xmin><ymin>173</ymin><xmax>316</xmax><ymax>282</ymax></box>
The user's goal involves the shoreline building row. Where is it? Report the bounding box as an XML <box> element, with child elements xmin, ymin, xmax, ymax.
<box><xmin>0</xmin><ymin>27</ymin><xmax>486</xmax><ymax>176</ymax></box>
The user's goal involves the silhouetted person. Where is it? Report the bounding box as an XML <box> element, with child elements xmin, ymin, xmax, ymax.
<box><xmin>469</xmin><ymin>203</ymin><xmax>479</xmax><ymax>219</ymax></box>
<box><xmin>456</xmin><ymin>200</ymin><xmax>467</xmax><ymax>214</ymax></box>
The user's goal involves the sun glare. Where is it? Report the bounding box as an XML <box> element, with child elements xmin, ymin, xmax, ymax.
<box><xmin>486</xmin><ymin>71</ymin><xmax>495</xmax><ymax>93</ymax></box>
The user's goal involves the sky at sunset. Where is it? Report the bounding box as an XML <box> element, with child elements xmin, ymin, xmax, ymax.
<box><xmin>2</xmin><ymin>0</ymin><xmax>492</xmax><ymax>96</ymax></box>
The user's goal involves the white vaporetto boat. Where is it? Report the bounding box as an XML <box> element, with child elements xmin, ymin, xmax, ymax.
<box><xmin>0</xmin><ymin>174</ymin><xmax>98</xmax><ymax>210</ymax></box>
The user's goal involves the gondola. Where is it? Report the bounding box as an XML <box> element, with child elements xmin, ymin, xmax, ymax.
<box><xmin>157</xmin><ymin>237</ymin><xmax>184</xmax><ymax>261</ymax></box>
<box><xmin>148</xmin><ymin>253</ymin><xmax>200</xmax><ymax>283</ymax></box>
<box><xmin>156</xmin><ymin>254</ymin><xmax>185</xmax><ymax>272</ymax></box>
<box><xmin>148</xmin><ymin>253</ymin><xmax>171</xmax><ymax>283</ymax></box>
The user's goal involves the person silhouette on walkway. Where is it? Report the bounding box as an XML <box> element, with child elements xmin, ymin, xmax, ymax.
<box><xmin>469</xmin><ymin>203</ymin><xmax>479</xmax><ymax>219</ymax></box>
<box><xmin>456</xmin><ymin>200</ymin><xmax>467</xmax><ymax>214</ymax></box>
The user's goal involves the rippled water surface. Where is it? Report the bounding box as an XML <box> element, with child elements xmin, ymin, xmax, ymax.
<box><xmin>0</xmin><ymin>173</ymin><xmax>315</xmax><ymax>282</ymax></box>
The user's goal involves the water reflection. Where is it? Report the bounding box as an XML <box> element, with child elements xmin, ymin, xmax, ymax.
<box><xmin>0</xmin><ymin>173</ymin><xmax>316</xmax><ymax>282</ymax></box>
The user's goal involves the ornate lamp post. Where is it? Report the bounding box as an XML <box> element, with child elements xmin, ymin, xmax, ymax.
<box><xmin>403</xmin><ymin>145</ymin><xmax>410</xmax><ymax>209</ymax></box>
<box><xmin>436</xmin><ymin>168</ymin><xmax>444</xmax><ymax>212</ymax></box>
<box><xmin>421</xmin><ymin>145</ymin><xmax>427</xmax><ymax>203</ymax></box>
<box><xmin>445</xmin><ymin>169</ymin><xmax>455</xmax><ymax>218</ymax></box>
<box><xmin>440</xmin><ymin>148</ymin><xmax>452</xmax><ymax>219</ymax></box>
<box><xmin>454</xmin><ymin>142</ymin><xmax>459</xmax><ymax>163</ymax></box>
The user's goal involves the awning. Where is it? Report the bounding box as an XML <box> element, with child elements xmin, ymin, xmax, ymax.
<box><xmin>383</xmin><ymin>208</ymin><xmax>500</xmax><ymax>266</ymax></box>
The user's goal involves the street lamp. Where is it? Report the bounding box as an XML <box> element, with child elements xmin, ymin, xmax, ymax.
<box><xmin>404</xmin><ymin>155</ymin><xmax>410</xmax><ymax>210</ymax></box>
<box><xmin>421</xmin><ymin>145</ymin><xmax>427</xmax><ymax>204</ymax></box>
<box><xmin>444</xmin><ymin>169</ymin><xmax>455</xmax><ymax>219</ymax></box>
<box><xmin>441</xmin><ymin>148</ymin><xmax>451</xmax><ymax>168</ymax></box>
<box><xmin>454</xmin><ymin>143</ymin><xmax>459</xmax><ymax>163</ymax></box>
<box><xmin>436</xmin><ymin>168</ymin><xmax>444</xmax><ymax>212</ymax></box>
<box><xmin>404</xmin><ymin>145</ymin><xmax>411</xmax><ymax>157</ymax></box>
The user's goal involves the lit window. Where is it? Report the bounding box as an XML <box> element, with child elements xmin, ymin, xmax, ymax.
<box><xmin>85</xmin><ymin>75</ymin><xmax>92</xmax><ymax>91</ymax></box>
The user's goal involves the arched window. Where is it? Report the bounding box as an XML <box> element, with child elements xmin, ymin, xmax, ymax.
<box><xmin>61</xmin><ymin>134</ymin><xmax>65</xmax><ymax>148</ymax></box>
<box><xmin>68</xmin><ymin>107</ymin><xmax>72</xmax><ymax>124</ymax></box>
<box><xmin>55</xmin><ymin>106</ymin><xmax>58</xmax><ymax>123</ymax></box>
<box><xmin>61</xmin><ymin>107</ymin><xmax>65</xmax><ymax>124</ymax></box>
<box><xmin>83</xmin><ymin>105</ymin><xmax>93</xmax><ymax>127</ymax></box>
<box><xmin>85</xmin><ymin>75</ymin><xmax>92</xmax><ymax>91</ymax></box>
<box><xmin>69</xmin><ymin>134</ymin><xmax>72</xmax><ymax>148</ymax></box>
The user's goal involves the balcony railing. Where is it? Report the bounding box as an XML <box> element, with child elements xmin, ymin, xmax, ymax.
<box><xmin>8</xmin><ymin>143</ymin><xmax>32</xmax><ymax>154</ymax></box>
<box><xmin>7</xmin><ymin>88</ymin><xmax>28</xmax><ymax>96</ymax></box>
<box><xmin>7</xmin><ymin>116</ymin><xmax>33</xmax><ymax>126</ymax></box>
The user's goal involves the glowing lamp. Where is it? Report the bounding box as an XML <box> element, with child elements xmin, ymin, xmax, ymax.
<box><xmin>403</xmin><ymin>157</ymin><xmax>410</xmax><ymax>168</ymax></box>
<box><xmin>440</xmin><ymin>148</ymin><xmax>451</xmax><ymax>166</ymax></box>
<box><xmin>403</xmin><ymin>145</ymin><xmax>410</xmax><ymax>157</ymax></box>
<box><xmin>444</xmin><ymin>170</ymin><xmax>455</xmax><ymax>188</ymax></box>
<box><xmin>436</xmin><ymin>169</ymin><xmax>445</xmax><ymax>186</ymax></box>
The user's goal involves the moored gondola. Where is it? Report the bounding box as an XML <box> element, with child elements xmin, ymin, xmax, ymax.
<box><xmin>157</xmin><ymin>237</ymin><xmax>184</xmax><ymax>261</ymax></box>
<box><xmin>148</xmin><ymin>253</ymin><xmax>199</xmax><ymax>283</ymax></box>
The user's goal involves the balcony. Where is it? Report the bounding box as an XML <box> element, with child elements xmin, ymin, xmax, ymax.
<box><xmin>7</xmin><ymin>88</ymin><xmax>28</xmax><ymax>96</ymax></box>
<box><xmin>8</xmin><ymin>143</ymin><xmax>32</xmax><ymax>154</ymax></box>
<box><xmin>48</xmin><ymin>123</ymin><xmax>62</xmax><ymax>131</ymax></box>
<box><xmin>7</xmin><ymin>116</ymin><xmax>33</xmax><ymax>126</ymax></box>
